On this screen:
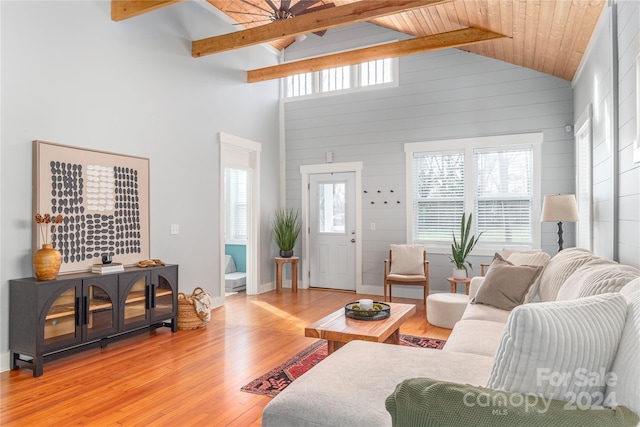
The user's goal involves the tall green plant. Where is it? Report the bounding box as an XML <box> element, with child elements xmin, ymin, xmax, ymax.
<box><xmin>272</xmin><ymin>208</ymin><xmax>302</xmax><ymax>251</ymax></box>
<box><xmin>450</xmin><ymin>213</ymin><xmax>483</xmax><ymax>271</ymax></box>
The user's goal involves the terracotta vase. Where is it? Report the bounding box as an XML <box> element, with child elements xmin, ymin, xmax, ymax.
<box><xmin>33</xmin><ymin>243</ymin><xmax>62</xmax><ymax>281</ymax></box>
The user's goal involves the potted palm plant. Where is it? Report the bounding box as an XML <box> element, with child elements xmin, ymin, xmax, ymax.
<box><xmin>272</xmin><ymin>208</ymin><xmax>302</xmax><ymax>258</ymax></box>
<box><xmin>450</xmin><ymin>213</ymin><xmax>483</xmax><ymax>279</ymax></box>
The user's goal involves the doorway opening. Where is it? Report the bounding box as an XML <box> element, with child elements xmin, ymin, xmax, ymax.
<box><xmin>219</xmin><ymin>132</ymin><xmax>261</xmax><ymax>300</ymax></box>
<box><xmin>300</xmin><ymin>162</ymin><xmax>363</xmax><ymax>293</ymax></box>
<box><xmin>224</xmin><ymin>168</ymin><xmax>247</xmax><ymax>297</ymax></box>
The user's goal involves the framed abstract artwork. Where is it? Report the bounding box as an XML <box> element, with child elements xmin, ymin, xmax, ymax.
<box><xmin>33</xmin><ymin>140</ymin><xmax>150</xmax><ymax>274</ymax></box>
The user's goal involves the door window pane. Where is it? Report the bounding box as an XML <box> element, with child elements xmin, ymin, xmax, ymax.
<box><xmin>318</xmin><ymin>182</ymin><xmax>346</xmax><ymax>233</ymax></box>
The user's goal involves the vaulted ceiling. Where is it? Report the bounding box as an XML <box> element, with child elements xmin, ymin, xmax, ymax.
<box><xmin>112</xmin><ymin>0</ymin><xmax>606</xmax><ymax>82</ymax></box>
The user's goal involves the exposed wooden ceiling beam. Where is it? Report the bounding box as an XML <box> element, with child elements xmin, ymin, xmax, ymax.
<box><xmin>111</xmin><ymin>0</ymin><xmax>183</xmax><ymax>21</ymax></box>
<box><xmin>192</xmin><ymin>0</ymin><xmax>453</xmax><ymax>58</ymax></box>
<box><xmin>247</xmin><ymin>27</ymin><xmax>506</xmax><ymax>83</ymax></box>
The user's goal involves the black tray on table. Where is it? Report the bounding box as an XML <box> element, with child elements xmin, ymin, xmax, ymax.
<box><xmin>344</xmin><ymin>301</ymin><xmax>391</xmax><ymax>321</ymax></box>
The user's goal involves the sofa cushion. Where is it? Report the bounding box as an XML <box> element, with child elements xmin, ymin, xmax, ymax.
<box><xmin>443</xmin><ymin>319</ymin><xmax>506</xmax><ymax>357</ymax></box>
<box><xmin>537</xmin><ymin>248</ymin><xmax>602</xmax><ymax>301</ymax></box>
<box><xmin>556</xmin><ymin>262</ymin><xmax>640</xmax><ymax>301</ymax></box>
<box><xmin>605</xmin><ymin>278</ymin><xmax>640</xmax><ymax>415</ymax></box>
<box><xmin>460</xmin><ymin>301</ymin><xmax>511</xmax><ymax>323</ymax></box>
<box><xmin>385</xmin><ymin>378</ymin><xmax>639</xmax><ymax>427</ymax></box>
<box><xmin>506</xmin><ymin>251</ymin><xmax>551</xmax><ymax>303</ymax></box>
<box><xmin>261</xmin><ymin>340</ymin><xmax>495</xmax><ymax>427</ymax></box>
<box><xmin>389</xmin><ymin>244</ymin><xmax>424</xmax><ymax>275</ymax></box>
<box><xmin>487</xmin><ymin>293</ymin><xmax>627</xmax><ymax>403</ymax></box>
<box><xmin>472</xmin><ymin>254</ymin><xmax>542</xmax><ymax>311</ymax></box>
<box><xmin>224</xmin><ymin>254</ymin><xmax>237</xmax><ymax>274</ymax></box>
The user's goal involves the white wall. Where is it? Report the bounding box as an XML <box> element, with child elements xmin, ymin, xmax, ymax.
<box><xmin>0</xmin><ymin>0</ymin><xmax>280</xmax><ymax>371</ymax></box>
<box><xmin>573</xmin><ymin>0</ymin><xmax>640</xmax><ymax>267</ymax></box>
<box><xmin>283</xmin><ymin>24</ymin><xmax>576</xmax><ymax>297</ymax></box>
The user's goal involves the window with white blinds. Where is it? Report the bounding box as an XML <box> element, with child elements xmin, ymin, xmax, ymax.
<box><xmin>412</xmin><ymin>152</ymin><xmax>465</xmax><ymax>242</ymax></box>
<box><xmin>406</xmin><ymin>133</ymin><xmax>542</xmax><ymax>250</ymax></box>
<box><xmin>474</xmin><ymin>147</ymin><xmax>533</xmax><ymax>245</ymax></box>
<box><xmin>225</xmin><ymin>168</ymin><xmax>247</xmax><ymax>244</ymax></box>
<box><xmin>575</xmin><ymin>115</ymin><xmax>592</xmax><ymax>250</ymax></box>
<box><xmin>283</xmin><ymin>58</ymin><xmax>397</xmax><ymax>99</ymax></box>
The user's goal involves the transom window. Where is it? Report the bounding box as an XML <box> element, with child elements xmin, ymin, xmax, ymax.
<box><xmin>283</xmin><ymin>58</ymin><xmax>397</xmax><ymax>99</ymax></box>
<box><xmin>405</xmin><ymin>133</ymin><xmax>542</xmax><ymax>252</ymax></box>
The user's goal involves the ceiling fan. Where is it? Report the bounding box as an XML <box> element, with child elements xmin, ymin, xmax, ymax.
<box><xmin>226</xmin><ymin>0</ymin><xmax>335</xmax><ymax>37</ymax></box>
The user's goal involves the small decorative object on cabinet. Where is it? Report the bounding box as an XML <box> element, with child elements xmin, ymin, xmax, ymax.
<box><xmin>9</xmin><ymin>264</ymin><xmax>178</xmax><ymax>377</ymax></box>
<box><xmin>33</xmin><ymin>213</ymin><xmax>64</xmax><ymax>280</ymax></box>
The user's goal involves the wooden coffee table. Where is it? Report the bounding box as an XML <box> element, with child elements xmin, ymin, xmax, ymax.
<box><xmin>304</xmin><ymin>302</ymin><xmax>416</xmax><ymax>354</ymax></box>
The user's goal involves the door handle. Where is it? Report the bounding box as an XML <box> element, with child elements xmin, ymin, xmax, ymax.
<box><xmin>351</xmin><ymin>239</ymin><xmax>356</xmax><ymax>243</ymax></box>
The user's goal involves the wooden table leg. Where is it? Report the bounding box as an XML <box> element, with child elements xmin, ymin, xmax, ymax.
<box><xmin>450</xmin><ymin>281</ymin><xmax>455</xmax><ymax>293</ymax></box>
<box><xmin>327</xmin><ymin>340</ymin><xmax>345</xmax><ymax>355</ymax></box>
<box><xmin>383</xmin><ymin>328</ymin><xmax>400</xmax><ymax>345</ymax></box>
<box><xmin>275</xmin><ymin>260</ymin><xmax>282</xmax><ymax>292</ymax></box>
<box><xmin>292</xmin><ymin>259</ymin><xmax>298</xmax><ymax>293</ymax></box>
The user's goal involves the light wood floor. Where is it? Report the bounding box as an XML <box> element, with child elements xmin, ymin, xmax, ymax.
<box><xmin>0</xmin><ymin>289</ymin><xmax>451</xmax><ymax>426</ymax></box>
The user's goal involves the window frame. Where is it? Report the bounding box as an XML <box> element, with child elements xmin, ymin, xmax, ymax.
<box><xmin>575</xmin><ymin>105</ymin><xmax>593</xmax><ymax>250</ymax></box>
<box><xmin>281</xmin><ymin>57</ymin><xmax>399</xmax><ymax>101</ymax></box>
<box><xmin>404</xmin><ymin>133</ymin><xmax>543</xmax><ymax>255</ymax></box>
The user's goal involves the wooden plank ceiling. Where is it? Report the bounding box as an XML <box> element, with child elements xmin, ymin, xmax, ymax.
<box><xmin>203</xmin><ymin>0</ymin><xmax>606</xmax><ymax>81</ymax></box>
<box><xmin>111</xmin><ymin>0</ymin><xmax>606</xmax><ymax>81</ymax></box>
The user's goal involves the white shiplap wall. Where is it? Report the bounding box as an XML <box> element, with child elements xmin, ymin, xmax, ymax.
<box><xmin>283</xmin><ymin>24</ymin><xmax>576</xmax><ymax>297</ymax></box>
<box><xmin>573</xmin><ymin>1</ymin><xmax>640</xmax><ymax>268</ymax></box>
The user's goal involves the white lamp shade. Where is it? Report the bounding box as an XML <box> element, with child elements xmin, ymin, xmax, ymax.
<box><xmin>541</xmin><ymin>194</ymin><xmax>579</xmax><ymax>222</ymax></box>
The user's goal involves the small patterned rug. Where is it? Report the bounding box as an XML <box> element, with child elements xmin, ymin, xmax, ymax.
<box><xmin>240</xmin><ymin>334</ymin><xmax>446</xmax><ymax>397</ymax></box>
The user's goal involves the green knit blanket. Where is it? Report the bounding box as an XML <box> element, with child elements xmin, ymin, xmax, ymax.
<box><xmin>385</xmin><ymin>378</ymin><xmax>639</xmax><ymax>427</ymax></box>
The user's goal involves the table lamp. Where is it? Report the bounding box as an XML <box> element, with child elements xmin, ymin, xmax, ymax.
<box><xmin>541</xmin><ymin>194</ymin><xmax>579</xmax><ymax>251</ymax></box>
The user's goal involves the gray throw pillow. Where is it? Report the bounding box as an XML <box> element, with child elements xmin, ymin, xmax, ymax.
<box><xmin>472</xmin><ymin>253</ymin><xmax>543</xmax><ymax>311</ymax></box>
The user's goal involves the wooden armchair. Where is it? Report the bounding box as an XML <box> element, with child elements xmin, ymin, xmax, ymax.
<box><xmin>383</xmin><ymin>244</ymin><xmax>430</xmax><ymax>305</ymax></box>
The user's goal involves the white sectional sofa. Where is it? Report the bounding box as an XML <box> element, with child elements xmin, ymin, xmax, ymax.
<box><xmin>262</xmin><ymin>248</ymin><xmax>640</xmax><ymax>426</ymax></box>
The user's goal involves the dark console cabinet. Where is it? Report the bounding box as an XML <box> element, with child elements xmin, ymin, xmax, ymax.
<box><xmin>10</xmin><ymin>265</ymin><xmax>178</xmax><ymax>376</ymax></box>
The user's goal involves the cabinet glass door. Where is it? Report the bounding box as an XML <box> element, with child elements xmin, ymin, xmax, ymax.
<box><xmin>123</xmin><ymin>275</ymin><xmax>148</xmax><ymax>326</ymax></box>
<box><xmin>44</xmin><ymin>287</ymin><xmax>77</xmax><ymax>345</ymax></box>
<box><xmin>86</xmin><ymin>282</ymin><xmax>116</xmax><ymax>338</ymax></box>
<box><xmin>153</xmin><ymin>275</ymin><xmax>174</xmax><ymax>318</ymax></box>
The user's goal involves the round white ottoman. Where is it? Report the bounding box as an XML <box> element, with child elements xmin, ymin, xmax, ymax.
<box><xmin>427</xmin><ymin>293</ymin><xmax>469</xmax><ymax>329</ymax></box>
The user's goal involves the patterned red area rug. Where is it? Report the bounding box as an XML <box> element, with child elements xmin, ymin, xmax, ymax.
<box><xmin>240</xmin><ymin>334</ymin><xmax>446</xmax><ymax>398</ymax></box>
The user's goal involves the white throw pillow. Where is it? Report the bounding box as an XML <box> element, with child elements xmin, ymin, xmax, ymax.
<box><xmin>556</xmin><ymin>262</ymin><xmax>640</xmax><ymax>301</ymax></box>
<box><xmin>537</xmin><ymin>248</ymin><xmax>601</xmax><ymax>301</ymax></box>
<box><xmin>224</xmin><ymin>255</ymin><xmax>237</xmax><ymax>274</ymax></box>
<box><xmin>506</xmin><ymin>251</ymin><xmax>551</xmax><ymax>303</ymax></box>
<box><xmin>487</xmin><ymin>293</ymin><xmax>627</xmax><ymax>403</ymax></box>
<box><xmin>389</xmin><ymin>244</ymin><xmax>425</xmax><ymax>275</ymax></box>
<box><xmin>605</xmin><ymin>278</ymin><xmax>640</xmax><ymax>415</ymax></box>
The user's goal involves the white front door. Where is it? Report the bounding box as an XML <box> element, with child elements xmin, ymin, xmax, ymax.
<box><xmin>309</xmin><ymin>172</ymin><xmax>356</xmax><ymax>290</ymax></box>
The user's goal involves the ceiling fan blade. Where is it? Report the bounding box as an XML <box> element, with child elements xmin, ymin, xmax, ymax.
<box><xmin>265</xmin><ymin>0</ymin><xmax>279</xmax><ymax>12</ymax></box>
<box><xmin>294</xmin><ymin>3</ymin><xmax>335</xmax><ymax>16</ymax></box>
<box><xmin>289</xmin><ymin>0</ymin><xmax>323</xmax><ymax>16</ymax></box>
<box><xmin>239</xmin><ymin>0</ymin><xmax>274</xmax><ymax>15</ymax></box>
<box><xmin>281</xmin><ymin>0</ymin><xmax>292</xmax><ymax>12</ymax></box>
<box><xmin>312</xmin><ymin>29</ymin><xmax>327</xmax><ymax>37</ymax></box>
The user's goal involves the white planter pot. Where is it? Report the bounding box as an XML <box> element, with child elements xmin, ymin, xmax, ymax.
<box><xmin>452</xmin><ymin>268</ymin><xmax>467</xmax><ymax>280</ymax></box>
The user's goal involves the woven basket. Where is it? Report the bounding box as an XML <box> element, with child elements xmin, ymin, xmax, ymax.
<box><xmin>177</xmin><ymin>288</ymin><xmax>206</xmax><ymax>330</ymax></box>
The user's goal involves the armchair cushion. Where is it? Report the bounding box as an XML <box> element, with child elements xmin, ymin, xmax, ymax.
<box><xmin>389</xmin><ymin>244</ymin><xmax>425</xmax><ymax>275</ymax></box>
<box><xmin>472</xmin><ymin>253</ymin><xmax>542</xmax><ymax>311</ymax></box>
<box><xmin>386</xmin><ymin>378</ymin><xmax>639</xmax><ymax>427</ymax></box>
